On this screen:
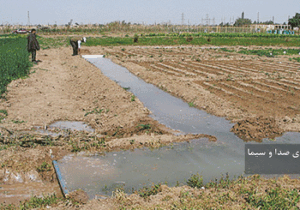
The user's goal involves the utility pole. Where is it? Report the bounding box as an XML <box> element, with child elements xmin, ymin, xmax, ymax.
<box><xmin>181</xmin><ymin>13</ymin><xmax>184</xmax><ymax>25</ymax></box>
<box><xmin>272</xmin><ymin>16</ymin><xmax>274</xmax><ymax>24</ymax></box>
<box><xmin>256</xmin><ymin>12</ymin><xmax>259</xmax><ymax>32</ymax></box>
<box><xmin>27</xmin><ymin>11</ymin><xmax>30</xmax><ymax>26</ymax></box>
<box><xmin>205</xmin><ymin>14</ymin><xmax>209</xmax><ymax>26</ymax></box>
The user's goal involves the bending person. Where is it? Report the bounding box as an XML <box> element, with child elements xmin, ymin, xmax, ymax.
<box><xmin>70</xmin><ymin>36</ymin><xmax>86</xmax><ymax>56</ymax></box>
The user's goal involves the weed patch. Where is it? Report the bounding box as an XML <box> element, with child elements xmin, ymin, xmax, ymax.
<box><xmin>37</xmin><ymin>162</ymin><xmax>52</xmax><ymax>172</ymax></box>
<box><xmin>138</xmin><ymin>183</ymin><xmax>162</xmax><ymax>199</ymax></box>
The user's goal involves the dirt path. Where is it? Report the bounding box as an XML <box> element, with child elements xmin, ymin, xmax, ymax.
<box><xmin>0</xmin><ymin>47</ymin><xmax>151</xmax><ymax>133</ymax></box>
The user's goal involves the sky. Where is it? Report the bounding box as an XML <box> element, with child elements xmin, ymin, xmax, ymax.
<box><xmin>1</xmin><ymin>0</ymin><xmax>299</xmax><ymax>25</ymax></box>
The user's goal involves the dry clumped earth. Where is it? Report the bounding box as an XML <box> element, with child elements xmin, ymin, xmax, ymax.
<box><xmin>1</xmin><ymin>43</ymin><xmax>300</xmax><ymax>208</ymax></box>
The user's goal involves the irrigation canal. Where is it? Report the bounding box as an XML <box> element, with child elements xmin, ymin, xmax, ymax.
<box><xmin>54</xmin><ymin>56</ymin><xmax>300</xmax><ymax>199</ymax></box>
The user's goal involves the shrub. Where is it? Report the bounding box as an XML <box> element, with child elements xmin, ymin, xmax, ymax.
<box><xmin>186</xmin><ymin>36</ymin><xmax>193</xmax><ymax>42</ymax></box>
<box><xmin>187</xmin><ymin>173</ymin><xmax>204</xmax><ymax>188</ymax></box>
<box><xmin>133</xmin><ymin>34</ymin><xmax>139</xmax><ymax>43</ymax></box>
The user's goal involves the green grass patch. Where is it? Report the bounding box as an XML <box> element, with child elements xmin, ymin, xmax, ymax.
<box><xmin>35</xmin><ymin>32</ymin><xmax>300</xmax><ymax>48</ymax></box>
<box><xmin>220</xmin><ymin>48</ymin><xmax>235</xmax><ymax>52</ymax></box>
<box><xmin>36</xmin><ymin>162</ymin><xmax>52</xmax><ymax>172</ymax></box>
<box><xmin>83</xmin><ymin>35</ymin><xmax>300</xmax><ymax>47</ymax></box>
<box><xmin>0</xmin><ymin>194</ymin><xmax>63</xmax><ymax>209</ymax></box>
<box><xmin>0</xmin><ymin>36</ymin><xmax>32</xmax><ymax>96</ymax></box>
<box><xmin>293</xmin><ymin>57</ymin><xmax>300</xmax><ymax>62</ymax></box>
<box><xmin>37</xmin><ymin>35</ymin><xmax>69</xmax><ymax>49</ymax></box>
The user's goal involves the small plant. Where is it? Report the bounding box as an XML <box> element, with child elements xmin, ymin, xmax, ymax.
<box><xmin>121</xmin><ymin>48</ymin><xmax>125</xmax><ymax>51</ymax></box>
<box><xmin>70</xmin><ymin>142</ymin><xmax>82</xmax><ymax>152</ymax></box>
<box><xmin>131</xmin><ymin>95</ymin><xmax>135</xmax><ymax>101</ymax></box>
<box><xmin>84</xmin><ymin>108</ymin><xmax>104</xmax><ymax>116</ymax></box>
<box><xmin>129</xmin><ymin>139</ymin><xmax>135</xmax><ymax>145</ymax></box>
<box><xmin>0</xmin><ymin>109</ymin><xmax>8</xmax><ymax>123</ymax></box>
<box><xmin>187</xmin><ymin>173</ymin><xmax>204</xmax><ymax>188</ymax></box>
<box><xmin>188</xmin><ymin>101</ymin><xmax>195</xmax><ymax>107</ymax></box>
<box><xmin>137</xmin><ymin>124</ymin><xmax>151</xmax><ymax>130</ymax></box>
<box><xmin>12</xmin><ymin>119</ymin><xmax>25</xmax><ymax>124</ymax></box>
<box><xmin>0</xmin><ymin>110</ymin><xmax>8</xmax><ymax>116</ymax></box>
<box><xmin>226</xmin><ymin>74</ymin><xmax>233</xmax><ymax>81</ymax></box>
<box><xmin>123</xmin><ymin>87</ymin><xmax>130</xmax><ymax>90</ymax></box>
<box><xmin>138</xmin><ymin>183</ymin><xmax>162</xmax><ymax>199</ymax></box>
<box><xmin>37</xmin><ymin>162</ymin><xmax>52</xmax><ymax>172</ymax></box>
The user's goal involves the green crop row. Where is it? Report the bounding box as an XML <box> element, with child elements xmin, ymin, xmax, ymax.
<box><xmin>144</xmin><ymin>32</ymin><xmax>300</xmax><ymax>38</ymax></box>
<box><xmin>83</xmin><ymin>36</ymin><xmax>300</xmax><ymax>47</ymax></box>
<box><xmin>0</xmin><ymin>36</ymin><xmax>32</xmax><ymax>96</ymax></box>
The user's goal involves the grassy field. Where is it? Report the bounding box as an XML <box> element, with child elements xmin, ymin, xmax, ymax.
<box><xmin>36</xmin><ymin>32</ymin><xmax>300</xmax><ymax>49</ymax></box>
<box><xmin>86</xmin><ymin>34</ymin><xmax>300</xmax><ymax>47</ymax></box>
<box><xmin>0</xmin><ymin>35</ymin><xmax>32</xmax><ymax>96</ymax></box>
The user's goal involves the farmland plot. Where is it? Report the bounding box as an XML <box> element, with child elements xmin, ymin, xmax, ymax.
<box><xmin>90</xmin><ymin>45</ymin><xmax>300</xmax><ymax>141</ymax></box>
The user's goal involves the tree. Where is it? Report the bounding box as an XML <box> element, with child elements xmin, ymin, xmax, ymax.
<box><xmin>261</xmin><ymin>20</ymin><xmax>274</xmax><ymax>24</ymax></box>
<box><xmin>234</xmin><ymin>18</ymin><xmax>252</xmax><ymax>26</ymax></box>
<box><xmin>288</xmin><ymin>13</ymin><xmax>300</xmax><ymax>29</ymax></box>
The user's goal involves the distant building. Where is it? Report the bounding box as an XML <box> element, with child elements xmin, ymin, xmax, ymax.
<box><xmin>252</xmin><ymin>24</ymin><xmax>292</xmax><ymax>32</ymax></box>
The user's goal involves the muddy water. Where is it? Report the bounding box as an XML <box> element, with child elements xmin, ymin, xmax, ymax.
<box><xmin>55</xmin><ymin>57</ymin><xmax>300</xmax><ymax>199</ymax></box>
<box><xmin>36</xmin><ymin>121</ymin><xmax>95</xmax><ymax>136</ymax></box>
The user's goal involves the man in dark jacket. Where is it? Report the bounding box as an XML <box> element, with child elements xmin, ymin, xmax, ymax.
<box><xmin>27</xmin><ymin>29</ymin><xmax>40</xmax><ymax>63</ymax></box>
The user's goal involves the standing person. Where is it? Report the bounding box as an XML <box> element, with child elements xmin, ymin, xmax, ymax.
<box><xmin>27</xmin><ymin>29</ymin><xmax>40</xmax><ymax>63</ymax></box>
<box><xmin>70</xmin><ymin>36</ymin><xmax>86</xmax><ymax>56</ymax></box>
